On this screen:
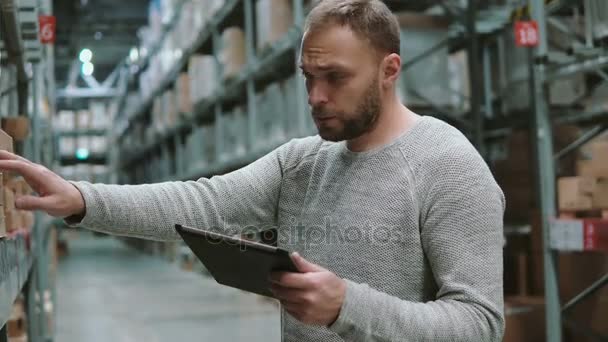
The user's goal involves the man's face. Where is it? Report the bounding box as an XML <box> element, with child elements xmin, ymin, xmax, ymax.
<box><xmin>300</xmin><ymin>25</ymin><xmax>382</xmax><ymax>142</ymax></box>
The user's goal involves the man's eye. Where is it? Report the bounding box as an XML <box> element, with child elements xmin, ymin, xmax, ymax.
<box><xmin>327</xmin><ymin>73</ymin><xmax>345</xmax><ymax>83</ymax></box>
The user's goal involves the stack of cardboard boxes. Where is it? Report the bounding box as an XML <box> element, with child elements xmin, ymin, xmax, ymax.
<box><xmin>0</xmin><ymin>126</ymin><xmax>35</xmax><ymax>238</ymax></box>
<box><xmin>559</xmin><ymin>138</ymin><xmax>608</xmax><ymax>211</ymax></box>
<box><xmin>7</xmin><ymin>296</ymin><xmax>27</xmax><ymax>342</ymax></box>
<box><xmin>555</xmin><ymin>136</ymin><xmax>608</xmax><ymax>252</ymax></box>
<box><xmin>256</xmin><ymin>0</ymin><xmax>293</xmax><ymax>54</ymax></box>
<box><xmin>496</xmin><ymin>128</ymin><xmax>608</xmax><ymax>341</ymax></box>
<box><xmin>220</xmin><ymin>27</ymin><xmax>246</xmax><ymax>80</ymax></box>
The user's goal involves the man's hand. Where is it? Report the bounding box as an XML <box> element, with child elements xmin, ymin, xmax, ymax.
<box><xmin>0</xmin><ymin>150</ymin><xmax>85</xmax><ymax>218</ymax></box>
<box><xmin>269</xmin><ymin>252</ymin><xmax>346</xmax><ymax>326</ymax></box>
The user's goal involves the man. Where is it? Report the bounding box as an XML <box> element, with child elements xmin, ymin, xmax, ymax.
<box><xmin>0</xmin><ymin>0</ymin><xmax>505</xmax><ymax>341</ymax></box>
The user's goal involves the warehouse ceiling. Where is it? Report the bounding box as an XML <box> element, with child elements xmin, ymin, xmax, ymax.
<box><xmin>53</xmin><ymin>0</ymin><xmax>149</xmax><ymax>90</ymax></box>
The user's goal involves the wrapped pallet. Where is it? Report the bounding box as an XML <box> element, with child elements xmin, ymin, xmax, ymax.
<box><xmin>175</xmin><ymin>73</ymin><xmax>193</xmax><ymax>114</ymax></box>
<box><xmin>201</xmin><ymin>124</ymin><xmax>216</xmax><ymax>164</ymax></box>
<box><xmin>265</xmin><ymin>83</ymin><xmax>285</xmax><ymax>143</ymax></box>
<box><xmin>279</xmin><ymin>75</ymin><xmax>298</xmax><ymax>137</ymax></box>
<box><xmin>395</xmin><ymin>12</ymin><xmax>452</xmax><ymax>109</ymax></box>
<box><xmin>162</xmin><ymin>89</ymin><xmax>178</xmax><ymax>127</ymax></box>
<box><xmin>152</xmin><ymin>97</ymin><xmax>164</xmax><ymax>133</ymax></box>
<box><xmin>221</xmin><ymin>106</ymin><xmax>247</xmax><ymax>158</ymax></box>
<box><xmin>188</xmin><ymin>55</ymin><xmax>217</xmax><ymax>104</ymax></box>
<box><xmin>59</xmin><ymin>137</ymin><xmax>76</xmax><ymax>156</ymax></box>
<box><xmin>220</xmin><ymin>27</ymin><xmax>246</xmax><ymax>80</ymax></box>
<box><xmin>256</xmin><ymin>0</ymin><xmax>293</xmax><ymax>53</ymax></box>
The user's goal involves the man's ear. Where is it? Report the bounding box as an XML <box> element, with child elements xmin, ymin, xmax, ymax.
<box><xmin>381</xmin><ymin>53</ymin><xmax>401</xmax><ymax>87</ymax></box>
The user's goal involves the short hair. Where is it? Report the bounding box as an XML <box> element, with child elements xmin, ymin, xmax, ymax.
<box><xmin>304</xmin><ymin>0</ymin><xmax>401</xmax><ymax>56</ymax></box>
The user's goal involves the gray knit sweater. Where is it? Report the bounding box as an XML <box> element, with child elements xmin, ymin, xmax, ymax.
<box><xmin>70</xmin><ymin>116</ymin><xmax>505</xmax><ymax>341</ymax></box>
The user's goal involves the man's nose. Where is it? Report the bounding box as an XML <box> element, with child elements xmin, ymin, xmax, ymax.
<box><xmin>307</xmin><ymin>82</ymin><xmax>329</xmax><ymax>107</ymax></box>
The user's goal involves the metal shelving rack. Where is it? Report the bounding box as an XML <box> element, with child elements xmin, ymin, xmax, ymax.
<box><xmin>108</xmin><ymin>0</ymin><xmax>608</xmax><ymax>341</ymax></box>
<box><xmin>528</xmin><ymin>1</ymin><xmax>608</xmax><ymax>341</ymax></box>
<box><xmin>0</xmin><ymin>0</ymin><xmax>57</xmax><ymax>341</ymax></box>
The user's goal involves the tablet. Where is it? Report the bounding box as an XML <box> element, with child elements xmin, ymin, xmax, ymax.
<box><xmin>175</xmin><ymin>224</ymin><xmax>299</xmax><ymax>298</ymax></box>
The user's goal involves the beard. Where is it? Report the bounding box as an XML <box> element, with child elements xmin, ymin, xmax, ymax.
<box><xmin>312</xmin><ymin>77</ymin><xmax>381</xmax><ymax>142</ymax></box>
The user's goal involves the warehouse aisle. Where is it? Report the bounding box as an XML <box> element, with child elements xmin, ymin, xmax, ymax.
<box><xmin>55</xmin><ymin>231</ymin><xmax>281</xmax><ymax>342</ymax></box>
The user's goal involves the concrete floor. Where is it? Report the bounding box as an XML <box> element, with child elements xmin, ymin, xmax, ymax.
<box><xmin>54</xmin><ymin>231</ymin><xmax>281</xmax><ymax>342</ymax></box>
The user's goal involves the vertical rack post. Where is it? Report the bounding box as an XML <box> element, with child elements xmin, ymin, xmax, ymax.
<box><xmin>292</xmin><ymin>0</ymin><xmax>306</xmax><ymax>137</ymax></box>
<box><xmin>244</xmin><ymin>0</ymin><xmax>258</xmax><ymax>150</ymax></box>
<box><xmin>466</xmin><ymin>0</ymin><xmax>485</xmax><ymax>157</ymax></box>
<box><xmin>529</xmin><ymin>0</ymin><xmax>562</xmax><ymax>341</ymax></box>
<box><xmin>212</xmin><ymin>27</ymin><xmax>224</xmax><ymax>161</ymax></box>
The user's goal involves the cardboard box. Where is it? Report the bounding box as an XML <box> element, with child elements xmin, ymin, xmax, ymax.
<box><xmin>7</xmin><ymin>317</ymin><xmax>26</xmax><ymax>338</ymax></box>
<box><xmin>558</xmin><ymin>177</ymin><xmax>596</xmax><ymax>210</ymax></box>
<box><xmin>593</xmin><ymin>178</ymin><xmax>608</xmax><ymax>208</ymax></box>
<box><xmin>188</xmin><ymin>55</ymin><xmax>216</xmax><ymax>103</ymax></box>
<box><xmin>5</xmin><ymin>210</ymin><xmax>20</xmax><ymax>232</ymax></box>
<box><xmin>0</xmin><ymin>213</ymin><xmax>5</xmax><ymax>238</ymax></box>
<box><xmin>0</xmin><ymin>128</ymin><xmax>14</xmax><ymax>152</ymax></box>
<box><xmin>550</xmin><ymin>218</ymin><xmax>608</xmax><ymax>252</ymax></box>
<box><xmin>175</xmin><ymin>73</ymin><xmax>192</xmax><ymax>114</ymax></box>
<box><xmin>220</xmin><ymin>27</ymin><xmax>246</xmax><ymax>80</ymax></box>
<box><xmin>256</xmin><ymin>0</ymin><xmax>293</xmax><ymax>52</ymax></box>
<box><xmin>578</xmin><ymin>141</ymin><xmax>608</xmax><ymax>178</ymax></box>
<box><xmin>4</xmin><ymin>188</ymin><xmax>15</xmax><ymax>210</ymax></box>
<box><xmin>1</xmin><ymin>117</ymin><xmax>30</xmax><ymax>141</ymax></box>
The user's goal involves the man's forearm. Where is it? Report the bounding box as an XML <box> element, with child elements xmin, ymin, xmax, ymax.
<box><xmin>328</xmin><ymin>279</ymin><xmax>504</xmax><ymax>342</ymax></box>
<box><xmin>66</xmin><ymin>148</ymin><xmax>285</xmax><ymax>241</ymax></box>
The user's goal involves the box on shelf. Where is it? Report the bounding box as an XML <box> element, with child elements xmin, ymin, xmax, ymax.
<box><xmin>558</xmin><ymin>177</ymin><xmax>596</xmax><ymax>211</ymax></box>
<box><xmin>221</xmin><ymin>106</ymin><xmax>247</xmax><ymax>158</ymax></box>
<box><xmin>188</xmin><ymin>55</ymin><xmax>217</xmax><ymax>104</ymax></box>
<box><xmin>266</xmin><ymin>83</ymin><xmax>286</xmax><ymax>142</ymax></box>
<box><xmin>551</xmin><ymin>218</ymin><xmax>608</xmax><ymax>252</ymax></box>
<box><xmin>89</xmin><ymin>101</ymin><xmax>108</xmax><ymax>129</ymax></box>
<box><xmin>59</xmin><ymin>137</ymin><xmax>76</xmax><ymax>156</ymax></box>
<box><xmin>0</xmin><ymin>213</ymin><xmax>6</xmax><ymax>237</ymax></box>
<box><xmin>500</xmin><ymin>28</ymin><xmax>588</xmax><ymax>112</ymax></box>
<box><xmin>89</xmin><ymin>137</ymin><xmax>107</xmax><ymax>155</ymax></box>
<box><xmin>56</xmin><ymin>110</ymin><xmax>75</xmax><ymax>130</ymax></box>
<box><xmin>256</xmin><ymin>0</ymin><xmax>293</xmax><ymax>52</ymax></box>
<box><xmin>395</xmin><ymin>12</ymin><xmax>452</xmax><ymax>109</ymax></box>
<box><xmin>279</xmin><ymin>75</ymin><xmax>298</xmax><ymax>136</ymax></box>
<box><xmin>175</xmin><ymin>73</ymin><xmax>193</xmax><ymax>114</ymax></box>
<box><xmin>7</xmin><ymin>297</ymin><xmax>26</xmax><ymax>338</ymax></box>
<box><xmin>1</xmin><ymin>117</ymin><xmax>30</xmax><ymax>141</ymax></box>
<box><xmin>201</xmin><ymin>124</ymin><xmax>216</xmax><ymax>164</ymax></box>
<box><xmin>578</xmin><ymin>138</ymin><xmax>608</xmax><ymax>170</ymax></box>
<box><xmin>220</xmin><ymin>27</ymin><xmax>246</xmax><ymax>80</ymax></box>
<box><xmin>6</xmin><ymin>209</ymin><xmax>23</xmax><ymax>232</ymax></box>
<box><xmin>593</xmin><ymin>178</ymin><xmax>608</xmax><ymax>208</ymax></box>
<box><xmin>0</xmin><ymin>130</ymin><xmax>13</xmax><ymax>152</ymax></box>
<box><xmin>163</xmin><ymin>89</ymin><xmax>179</xmax><ymax>126</ymax></box>
<box><xmin>4</xmin><ymin>187</ymin><xmax>15</xmax><ymax>210</ymax></box>
<box><xmin>75</xmin><ymin>110</ymin><xmax>92</xmax><ymax>129</ymax></box>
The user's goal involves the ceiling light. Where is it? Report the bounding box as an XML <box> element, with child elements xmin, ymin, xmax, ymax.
<box><xmin>79</xmin><ymin>48</ymin><xmax>92</xmax><ymax>63</ymax></box>
<box><xmin>129</xmin><ymin>47</ymin><xmax>139</xmax><ymax>62</ymax></box>
<box><xmin>82</xmin><ymin>62</ymin><xmax>94</xmax><ymax>76</ymax></box>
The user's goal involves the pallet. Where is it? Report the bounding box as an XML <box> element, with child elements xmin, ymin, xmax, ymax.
<box><xmin>558</xmin><ymin>209</ymin><xmax>608</xmax><ymax>220</ymax></box>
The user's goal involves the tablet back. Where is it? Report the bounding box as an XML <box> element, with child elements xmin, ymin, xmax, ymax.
<box><xmin>175</xmin><ymin>224</ymin><xmax>298</xmax><ymax>298</ymax></box>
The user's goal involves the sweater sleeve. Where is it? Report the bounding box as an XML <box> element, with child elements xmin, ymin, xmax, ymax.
<box><xmin>328</xmin><ymin>145</ymin><xmax>505</xmax><ymax>341</ymax></box>
<box><xmin>66</xmin><ymin>145</ymin><xmax>289</xmax><ymax>241</ymax></box>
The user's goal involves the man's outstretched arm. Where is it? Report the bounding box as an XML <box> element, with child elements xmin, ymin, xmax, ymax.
<box><xmin>0</xmin><ymin>144</ymin><xmax>288</xmax><ymax>241</ymax></box>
